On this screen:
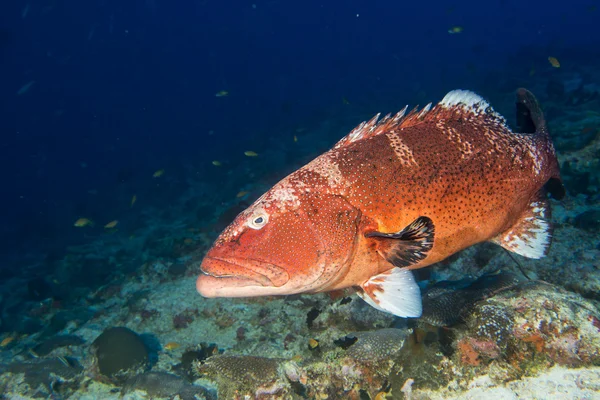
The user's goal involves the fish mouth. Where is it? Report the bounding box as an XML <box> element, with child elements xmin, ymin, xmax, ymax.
<box><xmin>196</xmin><ymin>256</ymin><xmax>290</xmax><ymax>298</ymax></box>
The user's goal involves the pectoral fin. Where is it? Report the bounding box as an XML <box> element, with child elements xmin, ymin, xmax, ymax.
<box><xmin>358</xmin><ymin>267</ymin><xmax>422</xmax><ymax>318</ymax></box>
<box><xmin>365</xmin><ymin>216</ymin><xmax>435</xmax><ymax>268</ymax></box>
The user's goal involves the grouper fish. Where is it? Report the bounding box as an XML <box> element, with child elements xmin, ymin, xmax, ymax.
<box><xmin>196</xmin><ymin>89</ymin><xmax>564</xmax><ymax>318</ymax></box>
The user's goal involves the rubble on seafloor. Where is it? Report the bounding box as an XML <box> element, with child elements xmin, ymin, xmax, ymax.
<box><xmin>1</xmin><ymin>69</ymin><xmax>600</xmax><ymax>399</ymax></box>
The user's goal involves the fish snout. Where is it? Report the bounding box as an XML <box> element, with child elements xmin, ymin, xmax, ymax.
<box><xmin>197</xmin><ymin>256</ymin><xmax>290</xmax><ymax>298</ymax></box>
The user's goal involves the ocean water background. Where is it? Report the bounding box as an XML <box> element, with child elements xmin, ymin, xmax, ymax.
<box><xmin>1</xmin><ymin>0</ymin><xmax>597</xmax><ymax>275</ymax></box>
<box><xmin>0</xmin><ymin>1</ymin><xmax>599</xmax><ymax>397</ymax></box>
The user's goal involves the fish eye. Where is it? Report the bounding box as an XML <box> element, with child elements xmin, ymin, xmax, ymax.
<box><xmin>248</xmin><ymin>212</ymin><xmax>269</xmax><ymax>230</ymax></box>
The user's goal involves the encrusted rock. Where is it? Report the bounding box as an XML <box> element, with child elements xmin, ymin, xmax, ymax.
<box><xmin>197</xmin><ymin>355</ymin><xmax>292</xmax><ymax>399</ymax></box>
<box><xmin>344</xmin><ymin>328</ymin><xmax>409</xmax><ymax>361</ymax></box>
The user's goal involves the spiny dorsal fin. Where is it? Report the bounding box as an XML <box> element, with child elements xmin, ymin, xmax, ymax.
<box><xmin>334</xmin><ymin>105</ymin><xmax>423</xmax><ymax>149</ymax></box>
<box><xmin>333</xmin><ymin>90</ymin><xmax>506</xmax><ymax>150</ymax></box>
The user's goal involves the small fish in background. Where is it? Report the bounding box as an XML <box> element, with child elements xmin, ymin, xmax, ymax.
<box><xmin>244</xmin><ymin>150</ymin><xmax>258</xmax><ymax>157</ymax></box>
<box><xmin>163</xmin><ymin>342</ymin><xmax>181</xmax><ymax>351</ymax></box>
<box><xmin>131</xmin><ymin>194</ymin><xmax>137</xmax><ymax>207</ymax></box>
<box><xmin>17</xmin><ymin>80</ymin><xmax>35</xmax><ymax>95</ymax></box>
<box><xmin>22</xmin><ymin>4</ymin><xmax>30</xmax><ymax>19</ymax></box>
<box><xmin>215</xmin><ymin>90</ymin><xmax>229</xmax><ymax>97</ymax></box>
<box><xmin>421</xmin><ymin>271</ymin><xmax>521</xmax><ymax>327</ymax></box>
<box><xmin>104</xmin><ymin>220</ymin><xmax>118</xmax><ymax>229</ymax></box>
<box><xmin>153</xmin><ymin>169</ymin><xmax>165</xmax><ymax>178</ymax></box>
<box><xmin>374</xmin><ymin>387</ymin><xmax>393</xmax><ymax>400</ymax></box>
<box><xmin>548</xmin><ymin>56</ymin><xmax>561</xmax><ymax>68</ymax></box>
<box><xmin>236</xmin><ymin>191</ymin><xmax>250</xmax><ymax>198</ymax></box>
<box><xmin>212</xmin><ymin>160</ymin><xmax>222</xmax><ymax>166</ymax></box>
<box><xmin>293</xmin><ymin>135</ymin><xmax>298</xmax><ymax>143</ymax></box>
<box><xmin>342</xmin><ymin>97</ymin><xmax>351</xmax><ymax>105</ymax></box>
<box><xmin>448</xmin><ymin>26</ymin><xmax>463</xmax><ymax>34</ymax></box>
<box><xmin>0</xmin><ymin>335</ymin><xmax>16</xmax><ymax>347</ymax></box>
<box><xmin>529</xmin><ymin>66</ymin><xmax>536</xmax><ymax>76</ymax></box>
<box><xmin>74</xmin><ymin>218</ymin><xmax>93</xmax><ymax>228</ymax></box>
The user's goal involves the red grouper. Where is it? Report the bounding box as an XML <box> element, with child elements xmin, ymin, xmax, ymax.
<box><xmin>196</xmin><ymin>89</ymin><xmax>565</xmax><ymax>318</ymax></box>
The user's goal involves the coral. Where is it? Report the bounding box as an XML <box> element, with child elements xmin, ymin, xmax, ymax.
<box><xmin>92</xmin><ymin>326</ymin><xmax>149</xmax><ymax>381</ymax></box>
<box><xmin>173</xmin><ymin>343</ymin><xmax>219</xmax><ymax>381</ymax></box>
<box><xmin>173</xmin><ymin>308</ymin><xmax>198</xmax><ymax>330</ymax></box>
<box><xmin>197</xmin><ymin>355</ymin><xmax>292</xmax><ymax>399</ymax></box>
<box><xmin>123</xmin><ymin>371</ymin><xmax>214</xmax><ymax>400</ymax></box>
<box><xmin>457</xmin><ymin>337</ymin><xmax>501</xmax><ymax>366</ymax></box>
<box><xmin>468</xmin><ymin>304</ymin><xmax>514</xmax><ymax>346</ymax></box>
<box><xmin>0</xmin><ymin>357</ymin><xmax>83</xmax><ymax>398</ymax></box>
<box><xmin>343</xmin><ymin>328</ymin><xmax>409</xmax><ymax>361</ymax></box>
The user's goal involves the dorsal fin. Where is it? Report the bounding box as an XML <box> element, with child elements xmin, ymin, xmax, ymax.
<box><xmin>516</xmin><ymin>88</ymin><xmax>547</xmax><ymax>134</ymax></box>
<box><xmin>334</xmin><ymin>107</ymin><xmax>406</xmax><ymax>149</ymax></box>
<box><xmin>333</xmin><ymin>90</ymin><xmax>507</xmax><ymax>150</ymax></box>
<box><xmin>434</xmin><ymin>89</ymin><xmax>508</xmax><ymax>126</ymax></box>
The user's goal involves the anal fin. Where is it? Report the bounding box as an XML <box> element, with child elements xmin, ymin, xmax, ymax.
<box><xmin>357</xmin><ymin>267</ymin><xmax>422</xmax><ymax>318</ymax></box>
<box><xmin>490</xmin><ymin>191</ymin><xmax>552</xmax><ymax>259</ymax></box>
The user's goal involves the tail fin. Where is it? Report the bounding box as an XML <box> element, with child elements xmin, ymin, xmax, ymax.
<box><xmin>516</xmin><ymin>88</ymin><xmax>549</xmax><ymax>134</ymax></box>
<box><xmin>516</xmin><ymin>88</ymin><xmax>565</xmax><ymax>200</ymax></box>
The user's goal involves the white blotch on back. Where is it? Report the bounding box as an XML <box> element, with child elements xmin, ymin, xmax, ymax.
<box><xmin>440</xmin><ymin>90</ymin><xmax>491</xmax><ymax>111</ymax></box>
<box><xmin>439</xmin><ymin>90</ymin><xmax>505</xmax><ymax>122</ymax></box>
<box><xmin>256</xmin><ymin>178</ymin><xmax>301</xmax><ymax>210</ymax></box>
<box><xmin>387</xmin><ymin>133</ymin><xmax>418</xmax><ymax>167</ymax></box>
<box><xmin>303</xmin><ymin>154</ymin><xmax>346</xmax><ymax>189</ymax></box>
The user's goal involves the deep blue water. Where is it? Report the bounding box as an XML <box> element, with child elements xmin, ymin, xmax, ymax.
<box><xmin>0</xmin><ymin>0</ymin><xmax>597</xmax><ymax>281</ymax></box>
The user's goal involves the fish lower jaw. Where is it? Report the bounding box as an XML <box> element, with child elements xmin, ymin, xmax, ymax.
<box><xmin>196</xmin><ymin>273</ymin><xmax>282</xmax><ymax>298</ymax></box>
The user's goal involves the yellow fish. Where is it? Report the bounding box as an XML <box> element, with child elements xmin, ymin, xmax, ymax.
<box><xmin>293</xmin><ymin>135</ymin><xmax>298</xmax><ymax>143</ymax></box>
<box><xmin>244</xmin><ymin>151</ymin><xmax>258</xmax><ymax>157</ymax></box>
<box><xmin>153</xmin><ymin>169</ymin><xmax>165</xmax><ymax>178</ymax></box>
<box><xmin>74</xmin><ymin>218</ymin><xmax>93</xmax><ymax>227</ymax></box>
<box><xmin>212</xmin><ymin>160</ymin><xmax>222</xmax><ymax>166</ymax></box>
<box><xmin>0</xmin><ymin>336</ymin><xmax>16</xmax><ymax>347</ymax></box>
<box><xmin>104</xmin><ymin>220</ymin><xmax>118</xmax><ymax>229</ymax></box>
<box><xmin>448</xmin><ymin>26</ymin><xmax>463</xmax><ymax>34</ymax></box>
<box><xmin>548</xmin><ymin>56</ymin><xmax>560</xmax><ymax>68</ymax></box>
<box><xmin>164</xmin><ymin>342</ymin><xmax>181</xmax><ymax>351</ymax></box>
<box><xmin>131</xmin><ymin>194</ymin><xmax>137</xmax><ymax>207</ymax></box>
<box><xmin>215</xmin><ymin>90</ymin><xmax>229</xmax><ymax>97</ymax></box>
<box><xmin>236</xmin><ymin>191</ymin><xmax>250</xmax><ymax>198</ymax></box>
